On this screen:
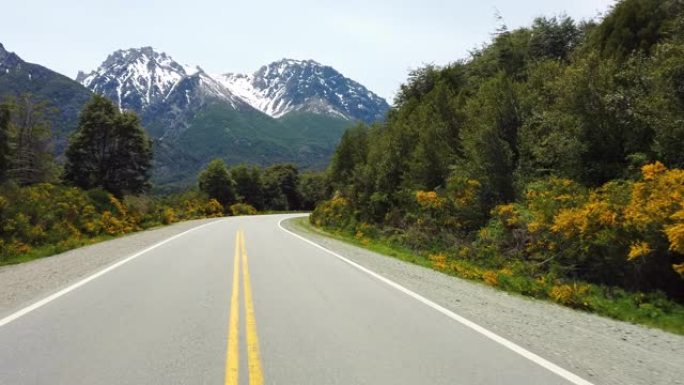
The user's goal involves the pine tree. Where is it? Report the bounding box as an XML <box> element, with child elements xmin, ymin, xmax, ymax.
<box><xmin>63</xmin><ymin>95</ymin><xmax>152</xmax><ymax>196</ymax></box>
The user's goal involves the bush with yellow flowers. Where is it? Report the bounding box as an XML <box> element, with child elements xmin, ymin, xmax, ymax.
<box><xmin>310</xmin><ymin>193</ymin><xmax>354</xmax><ymax>229</ymax></box>
<box><xmin>0</xmin><ymin>183</ymin><xmax>231</xmax><ymax>264</ymax></box>
<box><xmin>229</xmin><ymin>203</ymin><xmax>258</xmax><ymax>216</ymax></box>
<box><xmin>472</xmin><ymin>163</ymin><xmax>684</xmax><ymax>297</ymax></box>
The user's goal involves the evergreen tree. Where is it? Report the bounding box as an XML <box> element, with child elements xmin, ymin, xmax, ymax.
<box><xmin>198</xmin><ymin>159</ymin><xmax>236</xmax><ymax>207</ymax></box>
<box><xmin>328</xmin><ymin>124</ymin><xmax>368</xmax><ymax>187</ymax></box>
<box><xmin>64</xmin><ymin>95</ymin><xmax>152</xmax><ymax>196</ymax></box>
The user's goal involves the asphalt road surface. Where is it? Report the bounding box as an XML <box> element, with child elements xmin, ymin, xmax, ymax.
<box><xmin>0</xmin><ymin>214</ymin><xmax>594</xmax><ymax>385</ymax></box>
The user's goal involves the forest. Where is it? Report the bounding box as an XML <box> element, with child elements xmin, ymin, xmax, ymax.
<box><xmin>311</xmin><ymin>0</ymin><xmax>684</xmax><ymax>331</ymax></box>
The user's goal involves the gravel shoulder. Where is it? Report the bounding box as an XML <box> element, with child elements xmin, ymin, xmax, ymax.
<box><xmin>0</xmin><ymin>218</ymin><xmax>222</xmax><ymax>319</ymax></box>
<box><xmin>283</xmin><ymin>217</ymin><xmax>684</xmax><ymax>385</ymax></box>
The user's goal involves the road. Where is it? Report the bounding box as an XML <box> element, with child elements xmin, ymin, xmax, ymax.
<box><xmin>0</xmin><ymin>214</ymin><xmax>592</xmax><ymax>385</ymax></box>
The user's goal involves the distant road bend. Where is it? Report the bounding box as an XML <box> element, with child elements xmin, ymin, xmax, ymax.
<box><xmin>0</xmin><ymin>214</ymin><xmax>595</xmax><ymax>385</ymax></box>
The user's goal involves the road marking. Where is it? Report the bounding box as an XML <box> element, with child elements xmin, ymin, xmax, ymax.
<box><xmin>225</xmin><ymin>231</ymin><xmax>241</xmax><ymax>385</ymax></box>
<box><xmin>277</xmin><ymin>216</ymin><xmax>596</xmax><ymax>385</ymax></box>
<box><xmin>240</xmin><ymin>230</ymin><xmax>264</xmax><ymax>385</ymax></box>
<box><xmin>0</xmin><ymin>219</ymin><xmax>226</xmax><ymax>329</ymax></box>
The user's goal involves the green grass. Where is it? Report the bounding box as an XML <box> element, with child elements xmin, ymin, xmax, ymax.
<box><xmin>294</xmin><ymin>218</ymin><xmax>684</xmax><ymax>335</ymax></box>
<box><xmin>293</xmin><ymin>217</ymin><xmax>434</xmax><ymax>268</ymax></box>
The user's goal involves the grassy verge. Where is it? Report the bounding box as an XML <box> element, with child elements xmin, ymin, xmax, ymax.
<box><xmin>0</xmin><ymin>235</ymin><xmax>119</xmax><ymax>266</ymax></box>
<box><xmin>293</xmin><ymin>218</ymin><xmax>684</xmax><ymax>335</ymax></box>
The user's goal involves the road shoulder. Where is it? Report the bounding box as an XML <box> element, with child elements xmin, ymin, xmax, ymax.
<box><xmin>282</xmin><ymin>216</ymin><xmax>684</xmax><ymax>385</ymax></box>
<box><xmin>0</xmin><ymin>218</ymin><xmax>222</xmax><ymax>319</ymax></box>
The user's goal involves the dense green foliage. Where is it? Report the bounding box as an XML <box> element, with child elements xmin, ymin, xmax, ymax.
<box><xmin>64</xmin><ymin>95</ymin><xmax>153</xmax><ymax>196</ymax></box>
<box><xmin>198</xmin><ymin>159</ymin><xmax>237</xmax><ymax>207</ymax></box>
<box><xmin>0</xmin><ymin>95</ymin><xmax>59</xmax><ymax>185</ymax></box>
<box><xmin>199</xmin><ymin>159</ymin><xmax>326</xmax><ymax>212</ymax></box>
<box><xmin>313</xmin><ymin>0</ymin><xmax>684</xmax><ymax>316</ymax></box>
<box><xmin>0</xmin><ymin>104</ymin><xmax>9</xmax><ymax>182</ymax></box>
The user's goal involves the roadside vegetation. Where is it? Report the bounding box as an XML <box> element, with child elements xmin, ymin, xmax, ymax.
<box><xmin>310</xmin><ymin>0</ymin><xmax>684</xmax><ymax>333</ymax></box>
<box><xmin>0</xmin><ymin>95</ymin><xmax>325</xmax><ymax>265</ymax></box>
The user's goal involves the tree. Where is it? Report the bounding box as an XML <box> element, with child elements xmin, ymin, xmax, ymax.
<box><xmin>4</xmin><ymin>95</ymin><xmax>58</xmax><ymax>185</ymax></box>
<box><xmin>263</xmin><ymin>164</ymin><xmax>300</xmax><ymax>210</ymax></box>
<box><xmin>230</xmin><ymin>164</ymin><xmax>264</xmax><ymax>210</ymax></box>
<box><xmin>528</xmin><ymin>16</ymin><xmax>582</xmax><ymax>62</ymax></box>
<box><xmin>589</xmin><ymin>0</ymin><xmax>679</xmax><ymax>60</ymax></box>
<box><xmin>328</xmin><ymin>124</ymin><xmax>368</xmax><ymax>187</ymax></box>
<box><xmin>63</xmin><ymin>95</ymin><xmax>152</xmax><ymax>196</ymax></box>
<box><xmin>298</xmin><ymin>172</ymin><xmax>329</xmax><ymax>210</ymax></box>
<box><xmin>0</xmin><ymin>104</ymin><xmax>9</xmax><ymax>182</ymax></box>
<box><xmin>198</xmin><ymin>159</ymin><xmax>236</xmax><ymax>207</ymax></box>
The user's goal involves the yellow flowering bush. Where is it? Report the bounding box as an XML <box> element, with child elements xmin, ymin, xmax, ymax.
<box><xmin>204</xmin><ymin>199</ymin><xmax>224</xmax><ymax>217</ymax></box>
<box><xmin>428</xmin><ymin>253</ymin><xmax>448</xmax><ymax>270</ymax></box>
<box><xmin>0</xmin><ymin>183</ymin><xmax>232</xmax><ymax>262</ymax></box>
<box><xmin>310</xmin><ymin>193</ymin><xmax>353</xmax><ymax>229</ymax></box>
<box><xmin>548</xmin><ymin>283</ymin><xmax>591</xmax><ymax>309</ymax></box>
<box><xmin>415</xmin><ymin>191</ymin><xmax>445</xmax><ymax>210</ymax></box>
<box><xmin>482</xmin><ymin>270</ymin><xmax>499</xmax><ymax>286</ymax></box>
<box><xmin>229</xmin><ymin>203</ymin><xmax>257</xmax><ymax>216</ymax></box>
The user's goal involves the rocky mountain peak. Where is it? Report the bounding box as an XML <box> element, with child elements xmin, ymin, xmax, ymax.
<box><xmin>218</xmin><ymin>58</ymin><xmax>389</xmax><ymax>122</ymax></box>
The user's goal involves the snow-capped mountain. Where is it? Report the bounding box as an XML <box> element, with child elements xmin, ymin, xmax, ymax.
<box><xmin>77</xmin><ymin>47</ymin><xmax>246</xmax><ymax>112</ymax></box>
<box><xmin>78</xmin><ymin>48</ymin><xmax>389</xmax><ymax>125</ymax></box>
<box><xmin>217</xmin><ymin>59</ymin><xmax>389</xmax><ymax>122</ymax></box>
<box><xmin>73</xmin><ymin>47</ymin><xmax>390</xmax><ymax>185</ymax></box>
<box><xmin>77</xmin><ymin>47</ymin><xmax>256</xmax><ymax>140</ymax></box>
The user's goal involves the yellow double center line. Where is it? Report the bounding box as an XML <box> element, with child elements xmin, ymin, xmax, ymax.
<box><xmin>225</xmin><ymin>230</ymin><xmax>264</xmax><ymax>385</ymax></box>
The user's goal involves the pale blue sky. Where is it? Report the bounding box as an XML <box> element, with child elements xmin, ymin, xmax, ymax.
<box><xmin>1</xmin><ymin>0</ymin><xmax>614</xmax><ymax>101</ymax></box>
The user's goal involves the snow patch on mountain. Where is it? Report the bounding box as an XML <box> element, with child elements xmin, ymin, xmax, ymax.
<box><xmin>77</xmin><ymin>47</ymin><xmax>242</xmax><ymax>111</ymax></box>
<box><xmin>216</xmin><ymin>59</ymin><xmax>389</xmax><ymax>122</ymax></box>
<box><xmin>78</xmin><ymin>48</ymin><xmax>389</xmax><ymax>123</ymax></box>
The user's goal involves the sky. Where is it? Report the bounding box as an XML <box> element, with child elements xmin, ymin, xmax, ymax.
<box><xmin>1</xmin><ymin>0</ymin><xmax>614</xmax><ymax>101</ymax></box>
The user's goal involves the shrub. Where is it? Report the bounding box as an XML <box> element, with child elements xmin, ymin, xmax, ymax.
<box><xmin>0</xmin><ymin>183</ymin><xmax>230</xmax><ymax>262</ymax></box>
<box><xmin>548</xmin><ymin>283</ymin><xmax>592</xmax><ymax>309</ymax></box>
<box><xmin>229</xmin><ymin>203</ymin><xmax>257</xmax><ymax>216</ymax></box>
<box><xmin>310</xmin><ymin>194</ymin><xmax>353</xmax><ymax>228</ymax></box>
<box><xmin>205</xmin><ymin>199</ymin><xmax>225</xmax><ymax>217</ymax></box>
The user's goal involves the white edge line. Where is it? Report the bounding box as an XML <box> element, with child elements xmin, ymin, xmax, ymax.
<box><xmin>0</xmin><ymin>218</ymin><xmax>227</xmax><ymax>328</ymax></box>
<box><xmin>278</xmin><ymin>216</ymin><xmax>596</xmax><ymax>385</ymax></box>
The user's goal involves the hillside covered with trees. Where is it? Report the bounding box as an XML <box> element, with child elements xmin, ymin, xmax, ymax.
<box><xmin>312</xmin><ymin>0</ymin><xmax>684</xmax><ymax>331</ymax></box>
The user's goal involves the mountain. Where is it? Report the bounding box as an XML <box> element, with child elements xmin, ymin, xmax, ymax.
<box><xmin>0</xmin><ymin>44</ymin><xmax>389</xmax><ymax>189</ymax></box>
<box><xmin>76</xmin><ymin>47</ymin><xmax>252</xmax><ymax>140</ymax></box>
<box><xmin>76</xmin><ymin>47</ymin><xmax>389</xmax><ymax>188</ymax></box>
<box><xmin>216</xmin><ymin>59</ymin><xmax>389</xmax><ymax>122</ymax></box>
<box><xmin>0</xmin><ymin>43</ymin><xmax>92</xmax><ymax>153</ymax></box>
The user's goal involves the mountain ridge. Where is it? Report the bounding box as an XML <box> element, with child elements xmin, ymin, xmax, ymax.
<box><xmin>0</xmin><ymin>43</ymin><xmax>92</xmax><ymax>153</ymax></box>
<box><xmin>0</xmin><ymin>43</ymin><xmax>389</xmax><ymax>189</ymax></box>
<box><xmin>77</xmin><ymin>47</ymin><xmax>389</xmax><ymax>124</ymax></box>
